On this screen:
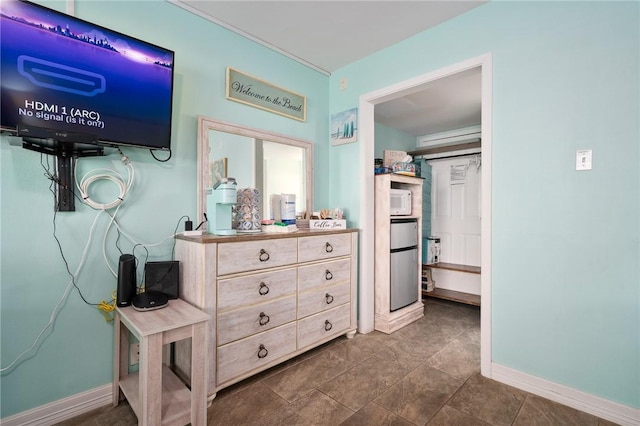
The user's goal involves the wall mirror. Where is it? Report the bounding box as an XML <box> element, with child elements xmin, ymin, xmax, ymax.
<box><xmin>197</xmin><ymin>116</ymin><xmax>313</xmax><ymax>224</ymax></box>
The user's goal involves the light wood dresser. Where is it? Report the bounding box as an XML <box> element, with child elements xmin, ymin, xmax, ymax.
<box><xmin>174</xmin><ymin>229</ymin><xmax>358</xmax><ymax>401</ymax></box>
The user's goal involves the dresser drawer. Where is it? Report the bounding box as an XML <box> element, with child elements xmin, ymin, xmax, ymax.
<box><xmin>298</xmin><ymin>282</ymin><xmax>350</xmax><ymax>319</ymax></box>
<box><xmin>217</xmin><ymin>323</ymin><xmax>297</xmax><ymax>384</ymax></box>
<box><xmin>217</xmin><ymin>295</ymin><xmax>296</xmax><ymax>345</ymax></box>
<box><xmin>218</xmin><ymin>239</ymin><xmax>297</xmax><ymax>275</ymax></box>
<box><xmin>297</xmin><ymin>303</ymin><xmax>351</xmax><ymax>349</ymax></box>
<box><xmin>218</xmin><ymin>268</ymin><xmax>296</xmax><ymax>312</ymax></box>
<box><xmin>298</xmin><ymin>233</ymin><xmax>351</xmax><ymax>263</ymax></box>
<box><xmin>298</xmin><ymin>258</ymin><xmax>351</xmax><ymax>292</ymax></box>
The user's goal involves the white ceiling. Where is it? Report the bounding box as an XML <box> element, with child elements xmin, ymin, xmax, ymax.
<box><xmin>375</xmin><ymin>66</ymin><xmax>482</xmax><ymax>136</ymax></box>
<box><xmin>172</xmin><ymin>0</ymin><xmax>486</xmax><ymax>136</ymax></box>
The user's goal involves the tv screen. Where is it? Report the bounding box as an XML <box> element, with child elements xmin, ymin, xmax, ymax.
<box><xmin>0</xmin><ymin>0</ymin><xmax>174</xmax><ymax>150</ymax></box>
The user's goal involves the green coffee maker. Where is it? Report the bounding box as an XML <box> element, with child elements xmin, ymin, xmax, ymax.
<box><xmin>207</xmin><ymin>177</ymin><xmax>237</xmax><ymax>235</ymax></box>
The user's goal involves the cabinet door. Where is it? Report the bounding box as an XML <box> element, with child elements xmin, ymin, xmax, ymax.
<box><xmin>218</xmin><ymin>238</ymin><xmax>297</xmax><ymax>275</ymax></box>
<box><xmin>297</xmin><ymin>304</ymin><xmax>351</xmax><ymax>349</ymax></box>
<box><xmin>298</xmin><ymin>234</ymin><xmax>351</xmax><ymax>263</ymax></box>
<box><xmin>217</xmin><ymin>296</ymin><xmax>296</xmax><ymax>345</ymax></box>
<box><xmin>390</xmin><ymin>248</ymin><xmax>419</xmax><ymax>312</ymax></box>
<box><xmin>298</xmin><ymin>282</ymin><xmax>350</xmax><ymax>318</ymax></box>
<box><xmin>298</xmin><ymin>258</ymin><xmax>351</xmax><ymax>292</ymax></box>
<box><xmin>217</xmin><ymin>323</ymin><xmax>297</xmax><ymax>385</ymax></box>
<box><xmin>218</xmin><ymin>268</ymin><xmax>296</xmax><ymax>312</ymax></box>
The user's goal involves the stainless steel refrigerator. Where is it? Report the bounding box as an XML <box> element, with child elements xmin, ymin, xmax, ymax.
<box><xmin>390</xmin><ymin>218</ymin><xmax>419</xmax><ymax>311</ymax></box>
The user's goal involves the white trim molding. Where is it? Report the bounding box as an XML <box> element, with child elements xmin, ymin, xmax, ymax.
<box><xmin>492</xmin><ymin>363</ymin><xmax>640</xmax><ymax>426</ymax></box>
<box><xmin>357</xmin><ymin>99</ymin><xmax>376</xmax><ymax>335</ymax></box>
<box><xmin>1</xmin><ymin>384</ymin><xmax>112</xmax><ymax>426</ymax></box>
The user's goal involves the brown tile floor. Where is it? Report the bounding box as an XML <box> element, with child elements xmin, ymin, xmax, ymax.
<box><xmin>57</xmin><ymin>298</ymin><xmax>619</xmax><ymax>426</ymax></box>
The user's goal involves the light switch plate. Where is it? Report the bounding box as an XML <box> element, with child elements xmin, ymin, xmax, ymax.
<box><xmin>576</xmin><ymin>149</ymin><xmax>592</xmax><ymax>171</ymax></box>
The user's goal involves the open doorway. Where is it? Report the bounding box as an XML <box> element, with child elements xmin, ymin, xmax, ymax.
<box><xmin>358</xmin><ymin>54</ymin><xmax>493</xmax><ymax>376</ymax></box>
<box><xmin>424</xmin><ymin>153</ymin><xmax>482</xmax><ymax>303</ymax></box>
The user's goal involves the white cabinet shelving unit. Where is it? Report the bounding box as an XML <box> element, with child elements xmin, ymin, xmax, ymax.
<box><xmin>374</xmin><ymin>173</ymin><xmax>424</xmax><ymax>333</ymax></box>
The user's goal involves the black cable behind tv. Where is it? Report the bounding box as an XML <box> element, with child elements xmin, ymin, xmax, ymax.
<box><xmin>17</xmin><ymin>124</ymin><xmax>104</xmax><ymax>212</ymax></box>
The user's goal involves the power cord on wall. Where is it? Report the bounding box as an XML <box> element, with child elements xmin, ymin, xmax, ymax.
<box><xmin>0</xmin><ymin>208</ymin><xmax>105</xmax><ymax>374</ymax></box>
<box><xmin>3</xmin><ymin>153</ymin><xmax>188</xmax><ymax>374</ymax></box>
<box><xmin>149</xmin><ymin>148</ymin><xmax>171</xmax><ymax>162</ymax></box>
<box><xmin>41</xmin><ymin>154</ymin><xmax>103</xmax><ymax>308</ymax></box>
<box><xmin>73</xmin><ymin>152</ymin><xmax>135</xmax><ymax>318</ymax></box>
<box><xmin>44</xmin><ymin>151</ymin><xmax>182</xmax><ymax>313</ymax></box>
<box><xmin>99</xmin><ymin>214</ymin><xmax>182</xmax><ymax>277</ymax></box>
<box><xmin>117</xmin><ymin>215</ymin><xmax>189</xmax><ymax>292</ymax></box>
<box><xmin>40</xmin><ymin>154</ymin><xmax>123</xmax><ymax>319</ymax></box>
<box><xmin>74</xmin><ymin>151</ymin><xmax>132</xmax><ymax>282</ymax></box>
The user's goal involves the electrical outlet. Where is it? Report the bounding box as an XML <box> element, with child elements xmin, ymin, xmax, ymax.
<box><xmin>130</xmin><ymin>342</ymin><xmax>140</xmax><ymax>365</ymax></box>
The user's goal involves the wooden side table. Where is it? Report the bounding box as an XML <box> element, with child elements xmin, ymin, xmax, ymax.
<box><xmin>113</xmin><ymin>299</ymin><xmax>209</xmax><ymax>425</ymax></box>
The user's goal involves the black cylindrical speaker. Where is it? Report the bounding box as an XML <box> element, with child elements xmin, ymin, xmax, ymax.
<box><xmin>117</xmin><ymin>254</ymin><xmax>136</xmax><ymax>307</ymax></box>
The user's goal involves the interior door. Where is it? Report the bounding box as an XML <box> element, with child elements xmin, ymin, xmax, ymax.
<box><xmin>429</xmin><ymin>155</ymin><xmax>481</xmax><ymax>266</ymax></box>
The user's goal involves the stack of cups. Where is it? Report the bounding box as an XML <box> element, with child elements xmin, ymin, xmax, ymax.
<box><xmin>236</xmin><ymin>188</ymin><xmax>261</xmax><ymax>232</ymax></box>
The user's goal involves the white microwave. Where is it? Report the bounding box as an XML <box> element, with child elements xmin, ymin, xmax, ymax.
<box><xmin>390</xmin><ymin>189</ymin><xmax>412</xmax><ymax>215</ymax></box>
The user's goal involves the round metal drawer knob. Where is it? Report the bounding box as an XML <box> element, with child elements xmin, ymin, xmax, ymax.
<box><xmin>324</xmin><ymin>320</ymin><xmax>333</xmax><ymax>331</ymax></box>
<box><xmin>258</xmin><ymin>282</ymin><xmax>269</xmax><ymax>295</ymax></box>
<box><xmin>325</xmin><ymin>293</ymin><xmax>334</xmax><ymax>304</ymax></box>
<box><xmin>259</xmin><ymin>249</ymin><xmax>270</xmax><ymax>262</ymax></box>
<box><xmin>257</xmin><ymin>344</ymin><xmax>268</xmax><ymax>359</ymax></box>
<box><xmin>325</xmin><ymin>270</ymin><xmax>333</xmax><ymax>281</ymax></box>
<box><xmin>325</xmin><ymin>242</ymin><xmax>334</xmax><ymax>253</ymax></box>
<box><xmin>259</xmin><ymin>312</ymin><xmax>270</xmax><ymax>326</ymax></box>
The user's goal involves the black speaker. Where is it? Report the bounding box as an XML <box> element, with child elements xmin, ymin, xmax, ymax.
<box><xmin>144</xmin><ymin>261</ymin><xmax>179</xmax><ymax>299</ymax></box>
<box><xmin>117</xmin><ymin>254</ymin><xmax>136</xmax><ymax>307</ymax></box>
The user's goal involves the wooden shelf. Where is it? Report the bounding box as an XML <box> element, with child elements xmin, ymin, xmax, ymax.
<box><xmin>422</xmin><ymin>288</ymin><xmax>480</xmax><ymax>306</ymax></box>
<box><xmin>422</xmin><ymin>263</ymin><xmax>481</xmax><ymax>306</ymax></box>
<box><xmin>120</xmin><ymin>366</ymin><xmax>192</xmax><ymax>426</ymax></box>
<box><xmin>423</xmin><ymin>262</ymin><xmax>480</xmax><ymax>274</ymax></box>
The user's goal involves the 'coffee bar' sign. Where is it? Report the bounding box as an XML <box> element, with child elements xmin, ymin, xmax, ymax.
<box><xmin>226</xmin><ymin>68</ymin><xmax>306</xmax><ymax>122</ymax></box>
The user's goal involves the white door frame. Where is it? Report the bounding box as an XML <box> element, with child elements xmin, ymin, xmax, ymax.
<box><xmin>358</xmin><ymin>53</ymin><xmax>493</xmax><ymax>376</ymax></box>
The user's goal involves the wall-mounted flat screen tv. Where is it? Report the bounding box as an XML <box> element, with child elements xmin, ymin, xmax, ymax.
<box><xmin>0</xmin><ymin>0</ymin><xmax>174</xmax><ymax>151</ymax></box>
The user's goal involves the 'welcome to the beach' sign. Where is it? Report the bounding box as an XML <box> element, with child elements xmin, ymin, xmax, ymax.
<box><xmin>226</xmin><ymin>68</ymin><xmax>306</xmax><ymax>122</ymax></box>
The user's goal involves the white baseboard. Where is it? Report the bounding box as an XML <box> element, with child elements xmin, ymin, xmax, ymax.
<box><xmin>491</xmin><ymin>363</ymin><xmax>640</xmax><ymax>426</ymax></box>
<box><xmin>1</xmin><ymin>383</ymin><xmax>112</xmax><ymax>426</ymax></box>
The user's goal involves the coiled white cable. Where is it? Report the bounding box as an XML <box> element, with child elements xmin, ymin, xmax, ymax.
<box><xmin>76</xmin><ymin>156</ymin><xmax>134</xmax><ymax>210</ymax></box>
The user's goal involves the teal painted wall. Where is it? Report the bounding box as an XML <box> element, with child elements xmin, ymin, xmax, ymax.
<box><xmin>374</xmin><ymin>122</ymin><xmax>416</xmax><ymax>159</ymax></box>
<box><xmin>329</xmin><ymin>1</ymin><xmax>639</xmax><ymax>409</ymax></box>
<box><xmin>2</xmin><ymin>0</ymin><xmax>639</xmax><ymax>418</ymax></box>
<box><xmin>0</xmin><ymin>0</ymin><xmax>329</xmax><ymax>417</ymax></box>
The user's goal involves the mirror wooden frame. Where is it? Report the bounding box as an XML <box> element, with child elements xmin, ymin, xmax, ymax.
<box><xmin>197</xmin><ymin>115</ymin><xmax>314</xmax><ymax>223</ymax></box>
